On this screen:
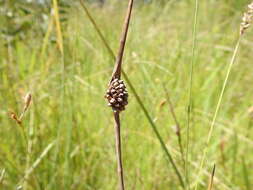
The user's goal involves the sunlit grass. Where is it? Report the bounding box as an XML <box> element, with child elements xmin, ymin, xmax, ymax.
<box><xmin>0</xmin><ymin>1</ymin><xmax>252</xmax><ymax>189</ymax></box>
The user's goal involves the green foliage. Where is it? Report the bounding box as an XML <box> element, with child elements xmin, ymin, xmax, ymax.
<box><xmin>0</xmin><ymin>1</ymin><xmax>252</xmax><ymax>190</ymax></box>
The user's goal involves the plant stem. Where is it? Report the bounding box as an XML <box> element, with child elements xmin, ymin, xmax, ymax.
<box><xmin>123</xmin><ymin>75</ymin><xmax>185</xmax><ymax>189</ymax></box>
<box><xmin>110</xmin><ymin>1</ymin><xmax>134</xmax><ymax>189</ymax></box>
<box><xmin>194</xmin><ymin>37</ymin><xmax>241</xmax><ymax>190</ymax></box>
<box><xmin>111</xmin><ymin>0</ymin><xmax>134</xmax><ymax>82</ymax></box>
<box><xmin>114</xmin><ymin>111</ymin><xmax>125</xmax><ymax>190</ymax></box>
<box><xmin>207</xmin><ymin>37</ymin><xmax>241</xmax><ymax>144</ymax></box>
<box><xmin>186</xmin><ymin>0</ymin><xmax>199</xmax><ymax>188</ymax></box>
<box><xmin>207</xmin><ymin>164</ymin><xmax>216</xmax><ymax>190</ymax></box>
<box><xmin>163</xmin><ymin>84</ymin><xmax>184</xmax><ymax>164</ymax></box>
<box><xmin>242</xmin><ymin>157</ymin><xmax>250</xmax><ymax>190</ymax></box>
<box><xmin>79</xmin><ymin>0</ymin><xmax>115</xmax><ymax>59</ymax></box>
<box><xmin>80</xmin><ymin>1</ymin><xmax>185</xmax><ymax>189</ymax></box>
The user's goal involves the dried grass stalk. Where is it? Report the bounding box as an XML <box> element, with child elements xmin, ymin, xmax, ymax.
<box><xmin>105</xmin><ymin>1</ymin><xmax>134</xmax><ymax>190</ymax></box>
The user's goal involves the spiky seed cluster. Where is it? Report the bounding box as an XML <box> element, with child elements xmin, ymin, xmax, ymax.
<box><xmin>240</xmin><ymin>2</ymin><xmax>253</xmax><ymax>35</ymax></box>
<box><xmin>105</xmin><ymin>78</ymin><xmax>128</xmax><ymax>112</ymax></box>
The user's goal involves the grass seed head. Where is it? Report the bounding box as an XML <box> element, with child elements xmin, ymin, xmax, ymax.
<box><xmin>240</xmin><ymin>2</ymin><xmax>253</xmax><ymax>35</ymax></box>
<box><xmin>24</xmin><ymin>93</ymin><xmax>32</xmax><ymax>111</ymax></box>
<box><xmin>10</xmin><ymin>111</ymin><xmax>21</xmax><ymax>125</ymax></box>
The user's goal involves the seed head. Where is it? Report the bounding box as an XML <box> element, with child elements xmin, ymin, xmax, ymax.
<box><xmin>24</xmin><ymin>93</ymin><xmax>32</xmax><ymax>111</ymax></box>
<box><xmin>240</xmin><ymin>2</ymin><xmax>253</xmax><ymax>35</ymax></box>
<box><xmin>105</xmin><ymin>78</ymin><xmax>128</xmax><ymax>112</ymax></box>
<box><xmin>10</xmin><ymin>112</ymin><xmax>21</xmax><ymax>125</ymax></box>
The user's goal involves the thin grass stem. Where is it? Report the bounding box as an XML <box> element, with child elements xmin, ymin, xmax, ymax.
<box><xmin>207</xmin><ymin>164</ymin><xmax>216</xmax><ymax>190</ymax></box>
<box><xmin>242</xmin><ymin>157</ymin><xmax>250</xmax><ymax>190</ymax></box>
<box><xmin>163</xmin><ymin>84</ymin><xmax>184</xmax><ymax>165</ymax></box>
<box><xmin>194</xmin><ymin>37</ymin><xmax>241</xmax><ymax>190</ymax></box>
<box><xmin>186</xmin><ymin>0</ymin><xmax>199</xmax><ymax>188</ymax></box>
<box><xmin>51</xmin><ymin>1</ymin><xmax>66</xmax><ymax>188</ymax></box>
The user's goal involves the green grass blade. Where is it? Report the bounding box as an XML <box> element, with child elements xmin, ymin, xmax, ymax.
<box><xmin>207</xmin><ymin>164</ymin><xmax>216</xmax><ymax>190</ymax></box>
<box><xmin>186</xmin><ymin>0</ymin><xmax>199</xmax><ymax>188</ymax></box>
<box><xmin>242</xmin><ymin>157</ymin><xmax>250</xmax><ymax>190</ymax></box>
<box><xmin>194</xmin><ymin>37</ymin><xmax>242</xmax><ymax>190</ymax></box>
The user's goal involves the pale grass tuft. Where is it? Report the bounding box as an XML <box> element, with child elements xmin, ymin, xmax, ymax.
<box><xmin>9</xmin><ymin>92</ymin><xmax>32</xmax><ymax>125</ymax></box>
<box><xmin>240</xmin><ymin>2</ymin><xmax>253</xmax><ymax>35</ymax></box>
<box><xmin>0</xmin><ymin>169</ymin><xmax>5</xmax><ymax>185</ymax></box>
<box><xmin>19</xmin><ymin>92</ymin><xmax>32</xmax><ymax>121</ymax></box>
<box><xmin>24</xmin><ymin>93</ymin><xmax>32</xmax><ymax>113</ymax></box>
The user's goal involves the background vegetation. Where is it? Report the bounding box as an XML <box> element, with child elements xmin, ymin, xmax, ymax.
<box><xmin>0</xmin><ymin>0</ymin><xmax>252</xmax><ymax>189</ymax></box>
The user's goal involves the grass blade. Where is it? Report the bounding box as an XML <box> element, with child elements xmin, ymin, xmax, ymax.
<box><xmin>18</xmin><ymin>141</ymin><xmax>55</xmax><ymax>187</ymax></box>
<box><xmin>163</xmin><ymin>84</ymin><xmax>184</xmax><ymax>165</ymax></box>
<box><xmin>194</xmin><ymin>35</ymin><xmax>241</xmax><ymax>190</ymax></box>
<box><xmin>195</xmin><ymin>2</ymin><xmax>253</xmax><ymax>188</ymax></box>
<box><xmin>186</xmin><ymin>0</ymin><xmax>199</xmax><ymax>188</ymax></box>
<box><xmin>207</xmin><ymin>164</ymin><xmax>216</xmax><ymax>190</ymax></box>
<box><xmin>52</xmin><ymin>0</ymin><xmax>64</xmax><ymax>55</ymax></box>
<box><xmin>242</xmin><ymin>157</ymin><xmax>250</xmax><ymax>190</ymax></box>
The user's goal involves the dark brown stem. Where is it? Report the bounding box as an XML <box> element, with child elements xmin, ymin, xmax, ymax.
<box><xmin>110</xmin><ymin>1</ymin><xmax>134</xmax><ymax>189</ymax></box>
<box><xmin>111</xmin><ymin>0</ymin><xmax>134</xmax><ymax>82</ymax></box>
<box><xmin>114</xmin><ymin>111</ymin><xmax>125</xmax><ymax>190</ymax></box>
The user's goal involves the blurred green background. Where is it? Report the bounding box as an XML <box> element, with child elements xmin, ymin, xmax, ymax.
<box><xmin>0</xmin><ymin>0</ymin><xmax>253</xmax><ymax>189</ymax></box>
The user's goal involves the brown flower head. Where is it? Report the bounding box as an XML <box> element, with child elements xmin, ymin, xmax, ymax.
<box><xmin>105</xmin><ymin>78</ymin><xmax>128</xmax><ymax>112</ymax></box>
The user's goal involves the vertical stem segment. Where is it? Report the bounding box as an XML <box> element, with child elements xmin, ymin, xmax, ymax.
<box><xmin>163</xmin><ymin>84</ymin><xmax>184</xmax><ymax>164</ymax></box>
<box><xmin>186</xmin><ymin>0</ymin><xmax>199</xmax><ymax>188</ymax></box>
<box><xmin>207</xmin><ymin>164</ymin><xmax>216</xmax><ymax>190</ymax></box>
<box><xmin>194</xmin><ymin>37</ymin><xmax>241</xmax><ymax>190</ymax></box>
<box><xmin>111</xmin><ymin>0</ymin><xmax>134</xmax><ymax>81</ymax></box>
<box><xmin>111</xmin><ymin>0</ymin><xmax>134</xmax><ymax>189</ymax></box>
<box><xmin>114</xmin><ymin>111</ymin><xmax>125</xmax><ymax>190</ymax></box>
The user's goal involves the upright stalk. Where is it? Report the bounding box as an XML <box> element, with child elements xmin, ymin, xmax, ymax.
<box><xmin>194</xmin><ymin>37</ymin><xmax>241</xmax><ymax>190</ymax></box>
<box><xmin>207</xmin><ymin>164</ymin><xmax>216</xmax><ymax>190</ymax></box>
<box><xmin>80</xmin><ymin>1</ymin><xmax>185</xmax><ymax>188</ymax></box>
<box><xmin>194</xmin><ymin>2</ymin><xmax>253</xmax><ymax>187</ymax></box>
<box><xmin>186</xmin><ymin>0</ymin><xmax>199</xmax><ymax>188</ymax></box>
<box><xmin>51</xmin><ymin>0</ymin><xmax>66</xmax><ymax>188</ymax></box>
<box><xmin>106</xmin><ymin>1</ymin><xmax>134</xmax><ymax>189</ymax></box>
<box><xmin>110</xmin><ymin>0</ymin><xmax>134</xmax><ymax>82</ymax></box>
<box><xmin>163</xmin><ymin>84</ymin><xmax>184</xmax><ymax>164</ymax></box>
<box><xmin>114</xmin><ymin>112</ymin><xmax>125</xmax><ymax>190</ymax></box>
